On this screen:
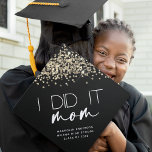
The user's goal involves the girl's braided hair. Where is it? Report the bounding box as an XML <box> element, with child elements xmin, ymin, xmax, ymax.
<box><xmin>93</xmin><ymin>19</ymin><xmax>136</xmax><ymax>56</ymax></box>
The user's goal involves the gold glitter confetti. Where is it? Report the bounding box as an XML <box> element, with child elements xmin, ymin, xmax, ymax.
<box><xmin>34</xmin><ymin>44</ymin><xmax>105</xmax><ymax>88</ymax></box>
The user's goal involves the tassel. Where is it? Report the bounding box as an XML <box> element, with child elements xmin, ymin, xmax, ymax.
<box><xmin>26</xmin><ymin>18</ymin><xmax>37</xmax><ymax>76</ymax></box>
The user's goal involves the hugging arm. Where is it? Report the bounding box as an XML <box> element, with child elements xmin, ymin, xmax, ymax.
<box><xmin>99</xmin><ymin>87</ymin><xmax>152</xmax><ymax>152</ymax></box>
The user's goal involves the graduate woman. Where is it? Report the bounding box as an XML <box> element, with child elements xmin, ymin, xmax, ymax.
<box><xmin>89</xmin><ymin>19</ymin><xmax>152</xmax><ymax>152</ymax></box>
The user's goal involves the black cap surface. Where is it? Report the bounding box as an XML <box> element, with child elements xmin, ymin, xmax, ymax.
<box><xmin>16</xmin><ymin>0</ymin><xmax>107</xmax><ymax>28</ymax></box>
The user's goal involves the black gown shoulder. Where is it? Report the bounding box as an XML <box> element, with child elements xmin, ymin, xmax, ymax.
<box><xmin>0</xmin><ymin>65</ymin><xmax>34</xmax><ymax>108</ymax></box>
<box><xmin>0</xmin><ymin>65</ymin><xmax>60</xmax><ymax>152</ymax></box>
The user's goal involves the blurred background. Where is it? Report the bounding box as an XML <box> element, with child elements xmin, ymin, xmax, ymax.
<box><xmin>0</xmin><ymin>0</ymin><xmax>152</xmax><ymax>151</ymax></box>
<box><xmin>0</xmin><ymin>1</ymin><xmax>152</xmax><ymax>105</ymax></box>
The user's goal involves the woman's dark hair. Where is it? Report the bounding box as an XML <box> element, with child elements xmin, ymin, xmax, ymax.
<box><xmin>93</xmin><ymin>19</ymin><xmax>136</xmax><ymax>58</ymax></box>
<box><xmin>35</xmin><ymin>21</ymin><xmax>94</xmax><ymax>71</ymax></box>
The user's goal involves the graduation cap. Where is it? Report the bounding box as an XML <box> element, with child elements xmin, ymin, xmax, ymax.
<box><xmin>14</xmin><ymin>44</ymin><xmax>129</xmax><ymax>152</ymax></box>
<box><xmin>16</xmin><ymin>0</ymin><xmax>107</xmax><ymax>28</ymax></box>
<box><xmin>15</xmin><ymin>0</ymin><xmax>107</xmax><ymax>76</ymax></box>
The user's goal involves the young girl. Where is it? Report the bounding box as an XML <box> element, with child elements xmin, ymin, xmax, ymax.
<box><xmin>89</xmin><ymin>19</ymin><xmax>152</xmax><ymax>152</ymax></box>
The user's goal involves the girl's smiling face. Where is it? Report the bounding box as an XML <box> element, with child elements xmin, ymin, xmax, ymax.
<box><xmin>93</xmin><ymin>30</ymin><xmax>133</xmax><ymax>83</ymax></box>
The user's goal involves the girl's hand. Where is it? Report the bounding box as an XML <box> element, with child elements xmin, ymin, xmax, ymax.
<box><xmin>100</xmin><ymin>121</ymin><xmax>117</xmax><ymax>137</ymax></box>
<box><xmin>100</xmin><ymin>121</ymin><xmax>127</xmax><ymax>152</ymax></box>
<box><xmin>88</xmin><ymin>137</ymin><xmax>109</xmax><ymax>152</ymax></box>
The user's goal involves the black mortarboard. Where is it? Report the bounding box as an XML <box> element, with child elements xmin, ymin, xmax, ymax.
<box><xmin>14</xmin><ymin>44</ymin><xmax>129</xmax><ymax>152</ymax></box>
<box><xmin>16</xmin><ymin>0</ymin><xmax>107</xmax><ymax>28</ymax></box>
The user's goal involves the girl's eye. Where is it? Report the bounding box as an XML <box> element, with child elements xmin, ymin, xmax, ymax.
<box><xmin>117</xmin><ymin>58</ymin><xmax>127</xmax><ymax>64</ymax></box>
<box><xmin>98</xmin><ymin>50</ymin><xmax>107</xmax><ymax>57</ymax></box>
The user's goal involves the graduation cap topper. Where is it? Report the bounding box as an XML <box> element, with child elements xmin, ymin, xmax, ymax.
<box><xmin>16</xmin><ymin>0</ymin><xmax>107</xmax><ymax>28</ymax></box>
<box><xmin>14</xmin><ymin>44</ymin><xmax>129</xmax><ymax>152</ymax></box>
<box><xmin>15</xmin><ymin>0</ymin><xmax>107</xmax><ymax>76</ymax></box>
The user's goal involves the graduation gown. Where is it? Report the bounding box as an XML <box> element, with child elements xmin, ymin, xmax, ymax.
<box><xmin>0</xmin><ymin>65</ymin><xmax>152</xmax><ymax>152</ymax></box>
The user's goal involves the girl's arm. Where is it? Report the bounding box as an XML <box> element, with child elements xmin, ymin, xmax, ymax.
<box><xmin>101</xmin><ymin>121</ymin><xmax>126</xmax><ymax>152</ymax></box>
